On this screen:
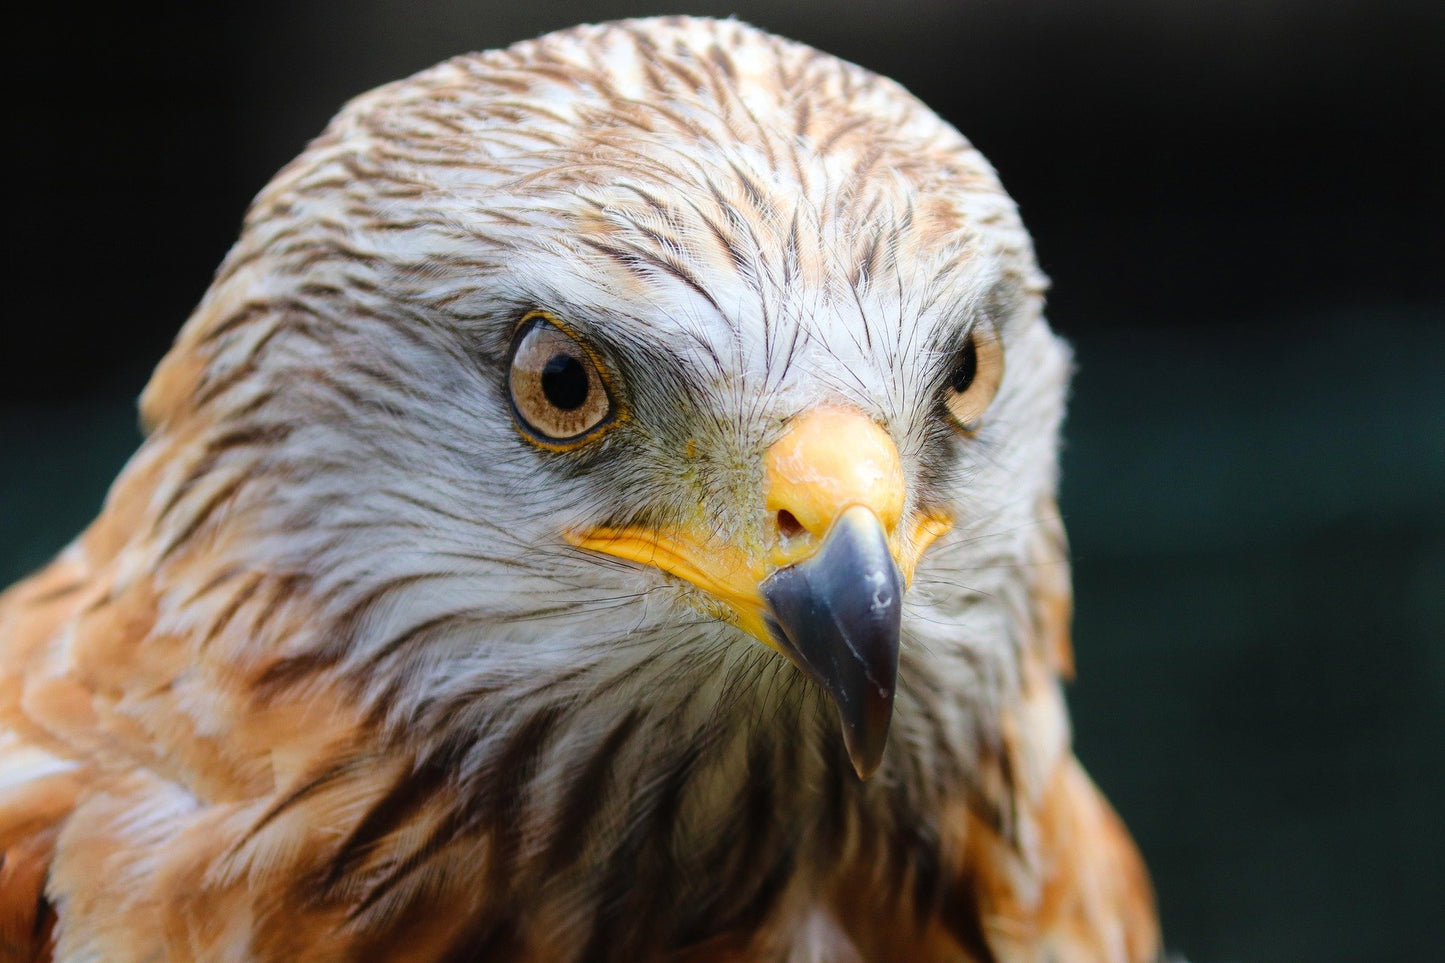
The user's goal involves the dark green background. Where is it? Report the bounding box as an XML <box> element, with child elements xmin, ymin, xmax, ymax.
<box><xmin>5</xmin><ymin>2</ymin><xmax>1441</xmax><ymax>959</ymax></box>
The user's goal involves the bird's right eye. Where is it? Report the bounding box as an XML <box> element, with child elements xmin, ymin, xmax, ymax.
<box><xmin>507</xmin><ymin>313</ymin><xmax>616</xmax><ymax>449</ymax></box>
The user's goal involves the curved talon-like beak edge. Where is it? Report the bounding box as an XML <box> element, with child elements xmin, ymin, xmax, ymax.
<box><xmin>761</xmin><ymin>505</ymin><xmax>903</xmax><ymax>779</ymax></box>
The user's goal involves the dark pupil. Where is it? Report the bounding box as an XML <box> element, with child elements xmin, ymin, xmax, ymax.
<box><xmin>541</xmin><ymin>353</ymin><xmax>589</xmax><ymax>411</ymax></box>
<box><xmin>950</xmin><ymin>337</ymin><xmax>977</xmax><ymax>394</ymax></box>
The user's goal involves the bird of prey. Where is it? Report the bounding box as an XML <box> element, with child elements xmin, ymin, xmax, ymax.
<box><xmin>0</xmin><ymin>16</ymin><xmax>1160</xmax><ymax>963</ymax></box>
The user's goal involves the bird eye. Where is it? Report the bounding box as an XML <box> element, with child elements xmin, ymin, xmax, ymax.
<box><xmin>508</xmin><ymin>313</ymin><xmax>615</xmax><ymax>447</ymax></box>
<box><xmin>942</xmin><ymin>328</ymin><xmax>1004</xmax><ymax>431</ymax></box>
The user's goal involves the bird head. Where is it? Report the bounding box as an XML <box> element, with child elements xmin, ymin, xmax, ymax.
<box><xmin>137</xmin><ymin>17</ymin><xmax>1070</xmax><ymax>794</ymax></box>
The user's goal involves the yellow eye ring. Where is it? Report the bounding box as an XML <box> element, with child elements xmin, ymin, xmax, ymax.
<box><xmin>507</xmin><ymin>311</ymin><xmax>622</xmax><ymax>451</ymax></box>
<box><xmin>942</xmin><ymin>327</ymin><xmax>1004</xmax><ymax>432</ymax></box>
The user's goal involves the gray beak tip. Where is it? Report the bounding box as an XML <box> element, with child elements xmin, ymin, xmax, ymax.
<box><xmin>761</xmin><ymin>507</ymin><xmax>904</xmax><ymax>782</ymax></box>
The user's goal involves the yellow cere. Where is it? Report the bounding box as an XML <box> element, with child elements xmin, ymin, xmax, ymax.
<box><xmin>763</xmin><ymin>407</ymin><xmax>905</xmax><ymax>543</ymax></box>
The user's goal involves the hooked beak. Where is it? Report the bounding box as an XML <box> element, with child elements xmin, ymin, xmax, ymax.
<box><xmin>567</xmin><ymin>407</ymin><xmax>951</xmax><ymax>779</ymax></box>
<box><xmin>761</xmin><ymin>505</ymin><xmax>903</xmax><ymax>778</ymax></box>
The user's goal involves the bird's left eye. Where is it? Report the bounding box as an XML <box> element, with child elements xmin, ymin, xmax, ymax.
<box><xmin>508</xmin><ymin>313</ymin><xmax>615</xmax><ymax>447</ymax></box>
<box><xmin>942</xmin><ymin>327</ymin><xmax>1004</xmax><ymax>431</ymax></box>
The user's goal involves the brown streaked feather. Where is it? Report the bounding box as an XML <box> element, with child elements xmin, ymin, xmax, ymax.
<box><xmin>1029</xmin><ymin>498</ymin><xmax>1076</xmax><ymax>682</ymax></box>
<box><xmin>0</xmin><ymin>826</ymin><xmax>59</xmax><ymax>963</ymax></box>
<box><xmin>942</xmin><ymin>500</ymin><xmax>1159</xmax><ymax>963</ymax></box>
<box><xmin>958</xmin><ymin>757</ymin><xmax>1160</xmax><ymax>963</ymax></box>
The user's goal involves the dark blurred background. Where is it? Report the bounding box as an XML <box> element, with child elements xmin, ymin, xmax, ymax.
<box><xmin>4</xmin><ymin>2</ymin><xmax>1441</xmax><ymax>958</ymax></box>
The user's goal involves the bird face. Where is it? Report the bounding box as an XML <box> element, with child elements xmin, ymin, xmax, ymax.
<box><xmin>520</xmin><ymin>302</ymin><xmax>987</xmax><ymax>778</ymax></box>
<box><xmin>142</xmin><ymin>18</ymin><xmax>1071</xmax><ymax>802</ymax></box>
<box><xmin>416</xmin><ymin>174</ymin><xmax>1059</xmax><ymax>783</ymax></box>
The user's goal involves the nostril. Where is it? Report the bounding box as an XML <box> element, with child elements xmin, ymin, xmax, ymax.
<box><xmin>776</xmin><ymin>509</ymin><xmax>805</xmax><ymax>539</ymax></box>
